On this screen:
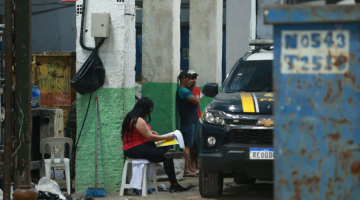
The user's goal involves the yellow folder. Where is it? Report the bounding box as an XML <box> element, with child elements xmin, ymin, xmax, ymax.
<box><xmin>155</xmin><ymin>139</ymin><xmax>178</xmax><ymax>147</ymax></box>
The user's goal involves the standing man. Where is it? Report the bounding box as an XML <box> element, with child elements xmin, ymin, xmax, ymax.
<box><xmin>188</xmin><ymin>70</ymin><xmax>202</xmax><ymax>172</ymax></box>
<box><xmin>188</xmin><ymin>70</ymin><xmax>203</xmax><ymax>172</ymax></box>
<box><xmin>177</xmin><ymin>71</ymin><xmax>200</xmax><ymax>176</ymax></box>
<box><xmin>188</xmin><ymin>70</ymin><xmax>202</xmax><ymax>119</ymax></box>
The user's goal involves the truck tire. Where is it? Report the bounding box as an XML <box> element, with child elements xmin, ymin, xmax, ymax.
<box><xmin>234</xmin><ymin>173</ymin><xmax>256</xmax><ymax>184</ymax></box>
<box><xmin>199</xmin><ymin>169</ymin><xmax>223</xmax><ymax>197</ymax></box>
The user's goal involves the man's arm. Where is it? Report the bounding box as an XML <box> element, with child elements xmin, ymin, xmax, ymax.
<box><xmin>179</xmin><ymin>87</ymin><xmax>201</xmax><ymax>107</ymax></box>
<box><xmin>193</xmin><ymin>87</ymin><xmax>203</xmax><ymax>103</ymax></box>
<box><xmin>188</xmin><ymin>95</ymin><xmax>200</xmax><ymax>107</ymax></box>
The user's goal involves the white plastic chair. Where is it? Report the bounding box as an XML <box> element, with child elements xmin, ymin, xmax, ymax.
<box><xmin>40</xmin><ymin>137</ymin><xmax>73</xmax><ymax>194</ymax></box>
<box><xmin>119</xmin><ymin>158</ymin><xmax>158</xmax><ymax>197</ymax></box>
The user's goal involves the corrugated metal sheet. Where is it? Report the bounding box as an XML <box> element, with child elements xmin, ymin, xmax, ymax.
<box><xmin>31</xmin><ymin>52</ymin><xmax>76</xmax><ymax>126</ymax></box>
<box><xmin>266</xmin><ymin>5</ymin><xmax>360</xmax><ymax>200</ymax></box>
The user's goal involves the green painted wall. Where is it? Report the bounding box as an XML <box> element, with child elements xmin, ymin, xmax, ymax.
<box><xmin>75</xmin><ymin>87</ymin><xmax>135</xmax><ymax>194</ymax></box>
<box><xmin>142</xmin><ymin>82</ymin><xmax>178</xmax><ymax>134</ymax></box>
<box><xmin>141</xmin><ymin>84</ymin><xmax>221</xmax><ymax>134</ymax></box>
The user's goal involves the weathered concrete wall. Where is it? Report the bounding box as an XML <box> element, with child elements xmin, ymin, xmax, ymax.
<box><xmin>257</xmin><ymin>0</ymin><xmax>283</xmax><ymax>39</ymax></box>
<box><xmin>135</xmin><ymin>0</ymin><xmax>227</xmax><ymax>23</ymax></box>
<box><xmin>75</xmin><ymin>0</ymin><xmax>135</xmax><ymax>193</ymax></box>
<box><xmin>226</xmin><ymin>0</ymin><xmax>256</xmax><ymax>75</ymax></box>
<box><xmin>189</xmin><ymin>0</ymin><xmax>223</xmax><ymax>109</ymax></box>
<box><xmin>189</xmin><ymin>0</ymin><xmax>223</xmax><ymax>87</ymax></box>
<box><xmin>142</xmin><ymin>0</ymin><xmax>181</xmax><ymax>134</ymax></box>
<box><xmin>142</xmin><ymin>0</ymin><xmax>180</xmax><ymax>83</ymax></box>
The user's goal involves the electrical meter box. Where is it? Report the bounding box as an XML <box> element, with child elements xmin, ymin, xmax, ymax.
<box><xmin>91</xmin><ymin>13</ymin><xmax>110</xmax><ymax>38</ymax></box>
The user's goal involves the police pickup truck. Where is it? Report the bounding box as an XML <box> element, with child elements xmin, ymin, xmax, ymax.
<box><xmin>196</xmin><ymin>40</ymin><xmax>274</xmax><ymax>197</ymax></box>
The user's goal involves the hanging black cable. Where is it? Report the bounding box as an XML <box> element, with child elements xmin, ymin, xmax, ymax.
<box><xmin>80</xmin><ymin>0</ymin><xmax>95</xmax><ymax>51</ymax></box>
<box><xmin>72</xmin><ymin>0</ymin><xmax>106</xmax><ymax>152</ymax></box>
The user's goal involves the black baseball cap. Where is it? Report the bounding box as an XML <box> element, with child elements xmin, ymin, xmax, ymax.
<box><xmin>178</xmin><ymin>71</ymin><xmax>192</xmax><ymax>80</ymax></box>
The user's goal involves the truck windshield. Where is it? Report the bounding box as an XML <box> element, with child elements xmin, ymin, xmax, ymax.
<box><xmin>224</xmin><ymin>60</ymin><xmax>273</xmax><ymax>93</ymax></box>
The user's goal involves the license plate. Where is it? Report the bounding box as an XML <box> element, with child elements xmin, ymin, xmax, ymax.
<box><xmin>249</xmin><ymin>148</ymin><xmax>274</xmax><ymax>160</ymax></box>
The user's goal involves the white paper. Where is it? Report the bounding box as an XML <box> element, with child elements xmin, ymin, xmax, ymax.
<box><xmin>162</xmin><ymin>130</ymin><xmax>185</xmax><ymax>149</ymax></box>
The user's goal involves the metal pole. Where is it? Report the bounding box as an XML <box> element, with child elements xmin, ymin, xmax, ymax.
<box><xmin>13</xmin><ymin>0</ymin><xmax>32</xmax><ymax>188</ymax></box>
<box><xmin>4</xmin><ymin>0</ymin><xmax>13</xmax><ymax>198</ymax></box>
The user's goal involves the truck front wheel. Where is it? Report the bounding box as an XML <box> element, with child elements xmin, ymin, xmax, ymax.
<box><xmin>199</xmin><ymin>169</ymin><xmax>223</xmax><ymax>197</ymax></box>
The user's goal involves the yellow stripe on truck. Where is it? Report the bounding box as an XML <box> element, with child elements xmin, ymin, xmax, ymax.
<box><xmin>240</xmin><ymin>93</ymin><xmax>255</xmax><ymax>113</ymax></box>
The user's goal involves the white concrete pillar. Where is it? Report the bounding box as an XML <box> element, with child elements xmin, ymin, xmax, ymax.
<box><xmin>226</xmin><ymin>0</ymin><xmax>256</xmax><ymax>75</ymax></box>
<box><xmin>75</xmin><ymin>0</ymin><xmax>135</xmax><ymax>193</ymax></box>
<box><xmin>257</xmin><ymin>0</ymin><xmax>282</xmax><ymax>39</ymax></box>
<box><xmin>142</xmin><ymin>0</ymin><xmax>181</xmax><ymax>134</ymax></box>
<box><xmin>189</xmin><ymin>0</ymin><xmax>223</xmax><ymax>87</ymax></box>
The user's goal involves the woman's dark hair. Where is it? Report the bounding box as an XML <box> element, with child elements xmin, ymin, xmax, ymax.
<box><xmin>121</xmin><ymin>97</ymin><xmax>154</xmax><ymax>142</ymax></box>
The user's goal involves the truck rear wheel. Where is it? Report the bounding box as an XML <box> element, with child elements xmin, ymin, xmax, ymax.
<box><xmin>199</xmin><ymin>169</ymin><xmax>223</xmax><ymax>197</ymax></box>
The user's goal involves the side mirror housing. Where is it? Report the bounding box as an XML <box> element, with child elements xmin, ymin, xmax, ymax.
<box><xmin>202</xmin><ymin>83</ymin><xmax>218</xmax><ymax>98</ymax></box>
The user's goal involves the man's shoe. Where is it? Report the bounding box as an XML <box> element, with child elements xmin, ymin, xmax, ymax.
<box><xmin>165</xmin><ymin>150</ymin><xmax>184</xmax><ymax>159</ymax></box>
<box><xmin>169</xmin><ymin>184</ymin><xmax>189</xmax><ymax>193</ymax></box>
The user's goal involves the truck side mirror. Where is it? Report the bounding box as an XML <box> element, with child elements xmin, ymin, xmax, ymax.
<box><xmin>203</xmin><ymin>83</ymin><xmax>218</xmax><ymax>98</ymax></box>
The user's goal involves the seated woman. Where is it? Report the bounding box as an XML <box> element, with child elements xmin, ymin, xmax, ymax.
<box><xmin>121</xmin><ymin>97</ymin><xmax>188</xmax><ymax>193</ymax></box>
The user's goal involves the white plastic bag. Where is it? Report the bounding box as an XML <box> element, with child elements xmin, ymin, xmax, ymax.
<box><xmin>35</xmin><ymin>177</ymin><xmax>66</xmax><ymax>200</ymax></box>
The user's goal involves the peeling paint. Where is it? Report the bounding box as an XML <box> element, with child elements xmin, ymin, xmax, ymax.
<box><xmin>32</xmin><ymin>54</ymin><xmax>76</xmax><ymax>126</ymax></box>
<box><xmin>269</xmin><ymin>5</ymin><xmax>360</xmax><ymax>200</ymax></box>
<box><xmin>351</xmin><ymin>161</ymin><xmax>360</xmax><ymax>175</ymax></box>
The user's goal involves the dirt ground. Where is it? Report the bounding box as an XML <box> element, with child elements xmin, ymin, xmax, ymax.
<box><xmin>71</xmin><ymin>177</ymin><xmax>273</xmax><ymax>200</ymax></box>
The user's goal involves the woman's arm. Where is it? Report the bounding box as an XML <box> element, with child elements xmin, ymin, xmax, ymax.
<box><xmin>135</xmin><ymin>118</ymin><xmax>174</xmax><ymax>142</ymax></box>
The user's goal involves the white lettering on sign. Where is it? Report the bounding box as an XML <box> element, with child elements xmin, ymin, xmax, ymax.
<box><xmin>281</xmin><ymin>30</ymin><xmax>349</xmax><ymax>74</ymax></box>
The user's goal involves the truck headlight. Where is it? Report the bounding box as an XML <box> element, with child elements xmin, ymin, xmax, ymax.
<box><xmin>202</xmin><ymin>110</ymin><xmax>224</xmax><ymax>125</ymax></box>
